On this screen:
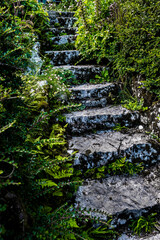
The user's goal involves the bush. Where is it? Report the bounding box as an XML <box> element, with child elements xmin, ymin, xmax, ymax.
<box><xmin>75</xmin><ymin>0</ymin><xmax>160</xmax><ymax>99</ymax></box>
<box><xmin>0</xmin><ymin>1</ymin><xmax>78</xmax><ymax>239</ymax></box>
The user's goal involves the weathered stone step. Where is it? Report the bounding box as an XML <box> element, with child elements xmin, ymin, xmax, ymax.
<box><xmin>52</xmin><ymin>65</ymin><xmax>106</xmax><ymax>81</ymax></box>
<box><xmin>50</xmin><ymin>17</ymin><xmax>77</xmax><ymax>28</ymax></box>
<box><xmin>65</xmin><ymin>105</ymin><xmax>140</xmax><ymax>134</ymax></box>
<box><xmin>48</xmin><ymin>11</ymin><xmax>75</xmax><ymax>18</ymax></box>
<box><xmin>48</xmin><ymin>27</ymin><xmax>77</xmax><ymax>36</ymax></box>
<box><xmin>69</xmin><ymin>83</ymin><xmax>119</xmax><ymax>106</ymax></box>
<box><xmin>45</xmin><ymin>50</ymin><xmax>80</xmax><ymax>66</ymax></box>
<box><xmin>75</xmin><ymin>174</ymin><xmax>160</xmax><ymax>225</ymax></box>
<box><xmin>118</xmin><ymin>233</ymin><xmax>160</xmax><ymax>240</ymax></box>
<box><xmin>50</xmin><ymin>34</ymin><xmax>77</xmax><ymax>45</ymax></box>
<box><xmin>78</xmin><ymin>98</ymin><xmax>114</xmax><ymax>109</ymax></box>
<box><xmin>68</xmin><ymin>131</ymin><xmax>159</xmax><ymax>168</ymax></box>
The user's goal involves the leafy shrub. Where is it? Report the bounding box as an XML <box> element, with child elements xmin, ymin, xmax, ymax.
<box><xmin>0</xmin><ymin>1</ymin><xmax>81</xmax><ymax>239</ymax></box>
<box><xmin>130</xmin><ymin>213</ymin><xmax>157</xmax><ymax>235</ymax></box>
<box><xmin>0</xmin><ymin>0</ymin><xmax>49</xmax><ymax>88</ymax></box>
<box><xmin>75</xmin><ymin>0</ymin><xmax>160</xmax><ymax>99</ymax></box>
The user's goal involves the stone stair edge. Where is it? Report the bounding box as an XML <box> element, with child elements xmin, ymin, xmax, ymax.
<box><xmin>47</xmin><ymin>27</ymin><xmax>77</xmax><ymax>36</ymax></box>
<box><xmin>69</xmin><ymin>82</ymin><xmax>116</xmax><ymax>90</ymax></box>
<box><xmin>52</xmin><ymin>64</ymin><xmax>108</xmax><ymax>68</ymax></box>
<box><xmin>65</xmin><ymin>105</ymin><xmax>140</xmax><ymax>134</ymax></box>
<box><xmin>118</xmin><ymin>233</ymin><xmax>160</xmax><ymax>240</ymax></box>
<box><xmin>68</xmin><ymin>129</ymin><xmax>159</xmax><ymax>167</ymax></box>
<box><xmin>49</xmin><ymin>16</ymin><xmax>77</xmax><ymax>20</ymax></box>
<box><xmin>51</xmin><ymin>34</ymin><xmax>77</xmax><ymax>39</ymax></box>
<box><xmin>45</xmin><ymin>50</ymin><xmax>79</xmax><ymax>54</ymax></box>
<box><xmin>65</xmin><ymin>104</ymin><xmax>138</xmax><ymax>117</ymax></box>
<box><xmin>48</xmin><ymin>10</ymin><xmax>75</xmax><ymax>15</ymax></box>
<box><xmin>75</xmin><ymin>174</ymin><xmax>160</xmax><ymax>224</ymax></box>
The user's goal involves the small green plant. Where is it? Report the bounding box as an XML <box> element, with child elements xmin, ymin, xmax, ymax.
<box><xmin>108</xmin><ymin>157</ymin><xmax>144</xmax><ymax>175</ymax></box>
<box><xmin>83</xmin><ymin>157</ymin><xmax>144</xmax><ymax>179</ymax></box>
<box><xmin>81</xmin><ymin>220</ymin><xmax>118</xmax><ymax>240</ymax></box>
<box><xmin>113</xmin><ymin>123</ymin><xmax>128</xmax><ymax>131</ymax></box>
<box><xmin>123</xmin><ymin>98</ymin><xmax>148</xmax><ymax>112</ymax></box>
<box><xmin>130</xmin><ymin>213</ymin><xmax>157</xmax><ymax>235</ymax></box>
<box><xmin>90</xmin><ymin>69</ymin><xmax>110</xmax><ymax>84</ymax></box>
<box><xmin>150</xmin><ymin>133</ymin><xmax>160</xmax><ymax>143</ymax></box>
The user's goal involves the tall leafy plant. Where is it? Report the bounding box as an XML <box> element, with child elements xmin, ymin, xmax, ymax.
<box><xmin>75</xmin><ymin>0</ymin><xmax>160</xmax><ymax>99</ymax></box>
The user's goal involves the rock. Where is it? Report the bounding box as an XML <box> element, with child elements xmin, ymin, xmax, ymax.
<box><xmin>45</xmin><ymin>50</ymin><xmax>80</xmax><ymax>66</ymax></box>
<box><xmin>69</xmin><ymin>82</ymin><xmax>119</xmax><ymax>107</ymax></box>
<box><xmin>70</xmin><ymin>82</ymin><xmax>119</xmax><ymax>101</ymax></box>
<box><xmin>50</xmin><ymin>17</ymin><xmax>77</xmax><ymax>28</ymax></box>
<box><xmin>118</xmin><ymin>233</ymin><xmax>160</xmax><ymax>240</ymax></box>
<box><xmin>48</xmin><ymin>11</ymin><xmax>75</xmax><ymax>18</ymax></box>
<box><xmin>68</xmin><ymin>130</ymin><xmax>159</xmax><ymax>169</ymax></box>
<box><xmin>65</xmin><ymin>105</ymin><xmax>140</xmax><ymax>134</ymax></box>
<box><xmin>75</xmin><ymin>175</ymin><xmax>160</xmax><ymax>223</ymax></box>
<box><xmin>139</xmin><ymin>125</ymin><xmax>144</xmax><ymax>130</ymax></box>
<box><xmin>50</xmin><ymin>35</ymin><xmax>77</xmax><ymax>45</ymax></box>
<box><xmin>52</xmin><ymin>65</ymin><xmax>106</xmax><ymax>81</ymax></box>
<box><xmin>48</xmin><ymin>27</ymin><xmax>77</xmax><ymax>36</ymax></box>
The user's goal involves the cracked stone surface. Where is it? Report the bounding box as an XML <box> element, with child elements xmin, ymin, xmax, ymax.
<box><xmin>69</xmin><ymin>82</ymin><xmax>119</xmax><ymax>103</ymax></box>
<box><xmin>48</xmin><ymin>11</ymin><xmax>75</xmax><ymax>18</ymax></box>
<box><xmin>53</xmin><ymin>65</ymin><xmax>106</xmax><ymax>81</ymax></box>
<box><xmin>68</xmin><ymin>131</ymin><xmax>159</xmax><ymax>168</ymax></box>
<box><xmin>80</xmin><ymin>98</ymin><xmax>111</xmax><ymax>108</ymax></box>
<box><xmin>65</xmin><ymin>105</ymin><xmax>140</xmax><ymax>134</ymax></box>
<box><xmin>51</xmin><ymin>35</ymin><xmax>77</xmax><ymax>45</ymax></box>
<box><xmin>75</xmin><ymin>175</ymin><xmax>160</xmax><ymax>221</ymax></box>
<box><xmin>48</xmin><ymin>27</ymin><xmax>77</xmax><ymax>36</ymax></box>
<box><xmin>118</xmin><ymin>233</ymin><xmax>160</xmax><ymax>240</ymax></box>
<box><xmin>46</xmin><ymin>50</ymin><xmax>80</xmax><ymax>66</ymax></box>
<box><xmin>50</xmin><ymin>17</ymin><xmax>77</xmax><ymax>28</ymax></box>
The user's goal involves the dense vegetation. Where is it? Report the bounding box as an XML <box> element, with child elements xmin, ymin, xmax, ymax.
<box><xmin>76</xmin><ymin>0</ymin><xmax>160</xmax><ymax>100</ymax></box>
<box><xmin>0</xmin><ymin>0</ymin><xmax>159</xmax><ymax>239</ymax></box>
<box><xmin>0</xmin><ymin>1</ymin><xmax>81</xmax><ymax>239</ymax></box>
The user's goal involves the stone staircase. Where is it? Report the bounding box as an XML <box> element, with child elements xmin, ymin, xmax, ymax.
<box><xmin>46</xmin><ymin>10</ymin><xmax>160</xmax><ymax>240</ymax></box>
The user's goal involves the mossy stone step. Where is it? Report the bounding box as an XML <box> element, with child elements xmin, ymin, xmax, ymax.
<box><xmin>50</xmin><ymin>17</ymin><xmax>77</xmax><ymax>28</ymax></box>
<box><xmin>52</xmin><ymin>65</ymin><xmax>106</xmax><ymax>81</ymax></box>
<box><xmin>68</xmin><ymin>130</ymin><xmax>159</xmax><ymax>168</ymax></box>
<box><xmin>69</xmin><ymin>82</ymin><xmax>119</xmax><ymax>106</ymax></box>
<box><xmin>65</xmin><ymin>105</ymin><xmax>140</xmax><ymax>134</ymax></box>
<box><xmin>118</xmin><ymin>233</ymin><xmax>160</xmax><ymax>240</ymax></box>
<box><xmin>48</xmin><ymin>27</ymin><xmax>77</xmax><ymax>36</ymax></box>
<box><xmin>45</xmin><ymin>50</ymin><xmax>80</xmax><ymax>66</ymax></box>
<box><xmin>75</xmin><ymin>173</ymin><xmax>160</xmax><ymax>225</ymax></box>
<box><xmin>48</xmin><ymin>11</ymin><xmax>75</xmax><ymax>18</ymax></box>
<box><xmin>49</xmin><ymin>34</ymin><xmax>77</xmax><ymax>46</ymax></box>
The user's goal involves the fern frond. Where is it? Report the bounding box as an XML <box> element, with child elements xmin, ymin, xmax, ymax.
<box><xmin>0</xmin><ymin>120</ymin><xmax>16</xmax><ymax>134</ymax></box>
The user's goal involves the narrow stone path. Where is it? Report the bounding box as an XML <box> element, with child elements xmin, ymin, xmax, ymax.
<box><xmin>46</xmin><ymin>10</ymin><xmax>160</xmax><ymax>240</ymax></box>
